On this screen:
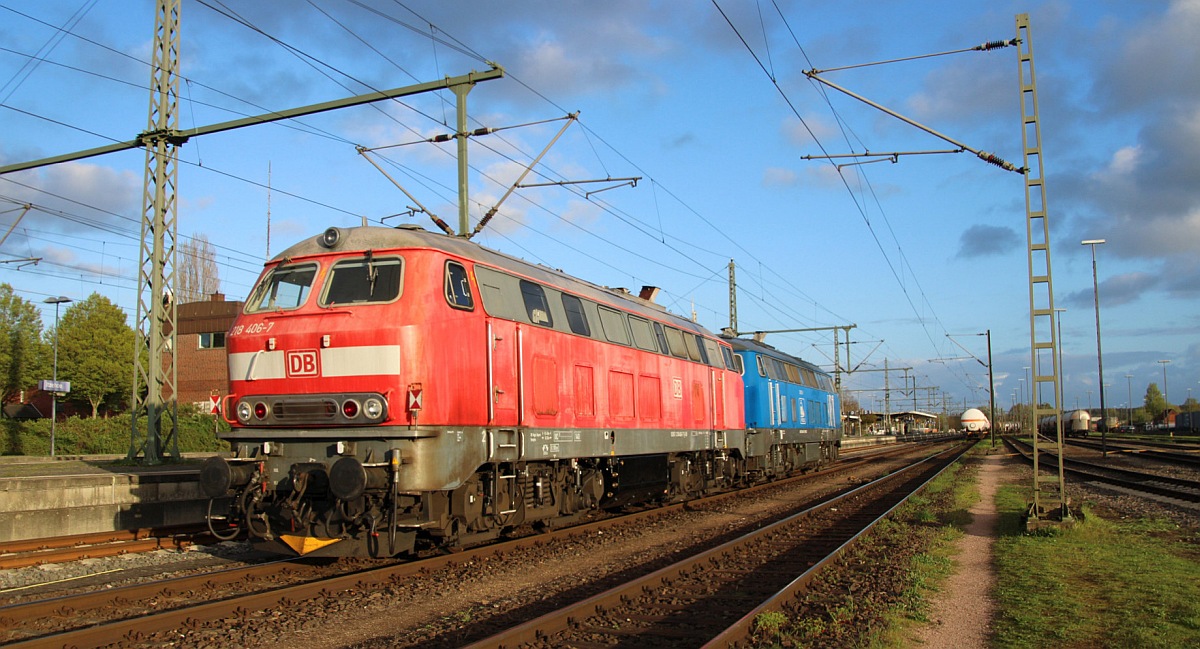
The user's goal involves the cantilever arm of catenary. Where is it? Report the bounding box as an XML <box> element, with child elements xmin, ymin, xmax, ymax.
<box><xmin>803</xmin><ymin>70</ymin><xmax>1025</xmax><ymax>174</ymax></box>
<box><xmin>468</xmin><ymin>112</ymin><xmax>580</xmax><ymax>237</ymax></box>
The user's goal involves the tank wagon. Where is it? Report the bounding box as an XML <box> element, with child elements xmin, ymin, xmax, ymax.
<box><xmin>1038</xmin><ymin>409</ymin><xmax>1090</xmax><ymax>438</ymax></box>
<box><xmin>200</xmin><ymin>225</ymin><xmax>838</xmax><ymax>557</ymax></box>
<box><xmin>725</xmin><ymin>338</ymin><xmax>841</xmax><ymax>475</ymax></box>
<box><xmin>960</xmin><ymin>408</ymin><xmax>990</xmax><ymax>435</ymax></box>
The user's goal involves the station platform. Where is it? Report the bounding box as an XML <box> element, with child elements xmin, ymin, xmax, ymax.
<box><xmin>0</xmin><ymin>454</ymin><xmax>217</xmax><ymax>543</ymax></box>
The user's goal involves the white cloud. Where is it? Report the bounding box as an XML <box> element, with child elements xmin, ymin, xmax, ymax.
<box><xmin>763</xmin><ymin>167</ymin><xmax>798</xmax><ymax>187</ymax></box>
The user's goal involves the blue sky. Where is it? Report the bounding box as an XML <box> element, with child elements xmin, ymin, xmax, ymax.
<box><xmin>1</xmin><ymin>0</ymin><xmax>1197</xmax><ymax>418</ymax></box>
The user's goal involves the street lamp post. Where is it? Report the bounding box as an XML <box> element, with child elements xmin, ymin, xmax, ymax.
<box><xmin>1082</xmin><ymin>238</ymin><xmax>1107</xmax><ymax>454</ymax></box>
<box><xmin>985</xmin><ymin>330</ymin><xmax>995</xmax><ymax>448</ymax></box>
<box><xmin>1023</xmin><ymin>366</ymin><xmax>1031</xmax><ymax>435</ymax></box>
<box><xmin>1158</xmin><ymin>359</ymin><xmax>1170</xmax><ymax>404</ymax></box>
<box><xmin>1054</xmin><ymin>306</ymin><xmax>1066</xmax><ymax>423</ymax></box>
<box><xmin>43</xmin><ymin>296</ymin><xmax>72</xmax><ymax>457</ymax></box>
<box><xmin>1019</xmin><ymin>378</ymin><xmax>1027</xmax><ymax>434</ymax></box>
<box><xmin>1126</xmin><ymin>373</ymin><xmax>1134</xmax><ymax>429</ymax></box>
<box><xmin>1158</xmin><ymin>359</ymin><xmax>1171</xmax><ymax>435</ymax></box>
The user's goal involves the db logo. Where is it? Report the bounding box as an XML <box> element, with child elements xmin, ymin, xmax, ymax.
<box><xmin>285</xmin><ymin>350</ymin><xmax>320</xmax><ymax>377</ymax></box>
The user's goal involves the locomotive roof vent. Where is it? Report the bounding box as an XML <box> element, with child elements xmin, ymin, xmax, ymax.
<box><xmin>395</xmin><ymin>223</ymin><xmax>426</xmax><ymax>231</ymax></box>
<box><xmin>320</xmin><ymin>227</ymin><xmax>342</xmax><ymax>249</ymax></box>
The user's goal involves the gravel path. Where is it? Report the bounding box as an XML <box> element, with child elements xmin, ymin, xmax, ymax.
<box><xmin>917</xmin><ymin>451</ymin><xmax>1005</xmax><ymax>647</ymax></box>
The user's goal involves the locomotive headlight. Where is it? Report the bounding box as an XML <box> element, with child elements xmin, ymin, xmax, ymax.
<box><xmin>253</xmin><ymin>401</ymin><xmax>269</xmax><ymax>420</ymax></box>
<box><xmin>363</xmin><ymin>397</ymin><xmax>384</xmax><ymax>420</ymax></box>
<box><xmin>341</xmin><ymin>399</ymin><xmax>360</xmax><ymax>419</ymax></box>
<box><xmin>236</xmin><ymin>401</ymin><xmax>252</xmax><ymax>423</ymax></box>
<box><xmin>319</xmin><ymin>227</ymin><xmax>342</xmax><ymax>248</ymax></box>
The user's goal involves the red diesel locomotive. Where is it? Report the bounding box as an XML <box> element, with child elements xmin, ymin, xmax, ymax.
<box><xmin>201</xmin><ymin>224</ymin><xmax>820</xmax><ymax>557</ymax></box>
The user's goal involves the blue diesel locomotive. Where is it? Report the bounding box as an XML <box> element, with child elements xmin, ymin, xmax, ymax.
<box><xmin>726</xmin><ymin>337</ymin><xmax>842</xmax><ymax>476</ymax></box>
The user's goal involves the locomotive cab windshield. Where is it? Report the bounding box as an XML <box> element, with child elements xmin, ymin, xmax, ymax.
<box><xmin>245</xmin><ymin>263</ymin><xmax>317</xmax><ymax>313</ymax></box>
<box><xmin>321</xmin><ymin>255</ymin><xmax>403</xmax><ymax>305</ymax></box>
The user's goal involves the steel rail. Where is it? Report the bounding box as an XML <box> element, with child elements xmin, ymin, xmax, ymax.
<box><xmin>462</xmin><ymin>443</ymin><xmax>969</xmax><ymax>648</ymax></box>
<box><xmin>1065</xmin><ymin>438</ymin><xmax>1200</xmax><ymax>469</ymax></box>
<box><xmin>1006</xmin><ymin>437</ymin><xmax>1200</xmax><ymax>503</ymax></box>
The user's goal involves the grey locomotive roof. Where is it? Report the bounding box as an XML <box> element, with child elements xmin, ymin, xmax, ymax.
<box><xmin>271</xmin><ymin>224</ymin><xmax>717</xmax><ymax>338</ymax></box>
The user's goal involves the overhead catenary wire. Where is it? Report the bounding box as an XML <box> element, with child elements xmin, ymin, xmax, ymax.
<box><xmin>5</xmin><ymin>1</ymin><xmax>861</xmax><ymax>359</ymax></box>
<box><xmin>711</xmin><ymin>0</ymin><xmax>984</xmax><ymax>393</ymax></box>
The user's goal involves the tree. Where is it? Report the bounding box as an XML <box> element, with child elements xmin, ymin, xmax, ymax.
<box><xmin>177</xmin><ymin>233</ymin><xmax>220</xmax><ymax>304</ymax></box>
<box><xmin>1143</xmin><ymin>382</ymin><xmax>1169</xmax><ymax>419</ymax></box>
<box><xmin>0</xmin><ymin>284</ymin><xmax>46</xmax><ymax>402</ymax></box>
<box><xmin>841</xmin><ymin>395</ymin><xmax>861</xmax><ymax>414</ymax></box>
<box><xmin>56</xmin><ymin>294</ymin><xmax>135</xmax><ymax>418</ymax></box>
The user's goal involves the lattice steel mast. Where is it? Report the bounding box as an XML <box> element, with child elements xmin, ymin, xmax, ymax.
<box><xmin>1016</xmin><ymin>13</ymin><xmax>1068</xmax><ymax>522</ymax></box>
<box><xmin>128</xmin><ymin>0</ymin><xmax>182</xmax><ymax>463</ymax></box>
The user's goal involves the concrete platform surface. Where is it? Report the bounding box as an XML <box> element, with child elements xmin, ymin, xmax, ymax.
<box><xmin>0</xmin><ymin>454</ymin><xmax>218</xmax><ymax>544</ymax></box>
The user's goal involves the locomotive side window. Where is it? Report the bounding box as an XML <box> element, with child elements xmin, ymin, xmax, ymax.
<box><xmin>444</xmin><ymin>261</ymin><xmax>473</xmax><ymax>310</ymax></box>
<box><xmin>702</xmin><ymin>338</ymin><xmax>723</xmax><ymax>368</ymax></box>
<box><xmin>683</xmin><ymin>334</ymin><xmax>703</xmax><ymax>362</ymax></box>
<box><xmin>321</xmin><ymin>256</ymin><xmax>403</xmax><ymax>306</ymax></box>
<box><xmin>664</xmin><ymin>326</ymin><xmax>689</xmax><ymax>359</ymax></box>
<box><xmin>561</xmin><ymin>293</ymin><xmax>591</xmax><ymax>336</ymax></box>
<box><xmin>598</xmin><ymin>306</ymin><xmax>630</xmax><ymax>345</ymax></box>
<box><xmin>628</xmin><ymin>315</ymin><xmax>658</xmax><ymax>352</ymax></box>
<box><xmin>245</xmin><ymin>263</ymin><xmax>318</xmax><ymax>313</ymax></box>
<box><xmin>721</xmin><ymin>345</ymin><xmax>736</xmax><ymax>371</ymax></box>
<box><xmin>755</xmin><ymin>354</ymin><xmax>766</xmax><ymax>377</ymax></box>
<box><xmin>652</xmin><ymin>322</ymin><xmax>670</xmax><ymax>355</ymax></box>
<box><xmin>519</xmin><ymin>280</ymin><xmax>553</xmax><ymax>326</ymax></box>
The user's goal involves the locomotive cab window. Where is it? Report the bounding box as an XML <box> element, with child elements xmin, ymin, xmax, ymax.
<box><xmin>721</xmin><ymin>345</ymin><xmax>736</xmax><ymax>371</ymax></box>
<box><xmin>245</xmin><ymin>262</ymin><xmax>318</xmax><ymax>313</ymax></box>
<box><xmin>444</xmin><ymin>261</ymin><xmax>474</xmax><ymax>310</ymax></box>
<box><xmin>702</xmin><ymin>338</ymin><xmax>723</xmax><ymax>368</ymax></box>
<box><xmin>520</xmin><ymin>280</ymin><xmax>553</xmax><ymax>326</ymax></box>
<box><xmin>321</xmin><ymin>255</ymin><xmax>403</xmax><ymax>306</ymax></box>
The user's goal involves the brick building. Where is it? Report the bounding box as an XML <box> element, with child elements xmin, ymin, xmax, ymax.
<box><xmin>174</xmin><ymin>293</ymin><xmax>242</xmax><ymax>411</ymax></box>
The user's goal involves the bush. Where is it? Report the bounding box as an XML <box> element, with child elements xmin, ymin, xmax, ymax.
<box><xmin>1</xmin><ymin>408</ymin><xmax>230</xmax><ymax>456</ymax></box>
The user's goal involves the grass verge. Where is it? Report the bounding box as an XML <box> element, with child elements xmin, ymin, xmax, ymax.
<box><xmin>992</xmin><ymin>484</ymin><xmax>1200</xmax><ymax>648</ymax></box>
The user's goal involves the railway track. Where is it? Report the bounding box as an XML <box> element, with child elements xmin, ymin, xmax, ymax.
<box><xmin>1006</xmin><ymin>437</ymin><xmax>1200</xmax><ymax>504</ymax></box>
<box><xmin>0</xmin><ymin>443</ymin><xmax>929</xmax><ymax>648</ymax></box>
<box><xmin>0</xmin><ymin>527</ymin><xmax>206</xmax><ymax>570</ymax></box>
<box><xmin>1065</xmin><ymin>438</ymin><xmax>1200</xmax><ymax>470</ymax></box>
<box><xmin>462</xmin><ymin>443</ymin><xmax>969</xmax><ymax>649</ymax></box>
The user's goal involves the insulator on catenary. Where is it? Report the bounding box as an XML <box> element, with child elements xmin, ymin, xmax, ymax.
<box><xmin>976</xmin><ymin>39</ymin><xmax>1017</xmax><ymax>51</ymax></box>
<box><xmin>977</xmin><ymin>151</ymin><xmax>1024</xmax><ymax>173</ymax></box>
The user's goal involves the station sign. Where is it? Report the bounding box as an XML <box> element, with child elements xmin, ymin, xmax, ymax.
<box><xmin>39</xmin><ymin>379</ymin><xmax>71</xmax><ymax>393</ymax></box>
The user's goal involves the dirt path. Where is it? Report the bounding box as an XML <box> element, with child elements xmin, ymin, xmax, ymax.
<box><xmin>917</xmin><ymin>451</ymin><xmax>1006</xmax><ymax>647</ymax></box>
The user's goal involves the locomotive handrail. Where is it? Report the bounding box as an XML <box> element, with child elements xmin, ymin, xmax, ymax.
<box><xmin>245</xmin><ymin>350</ymin><xmax>264</xmax><ymax>382</ymax></box>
